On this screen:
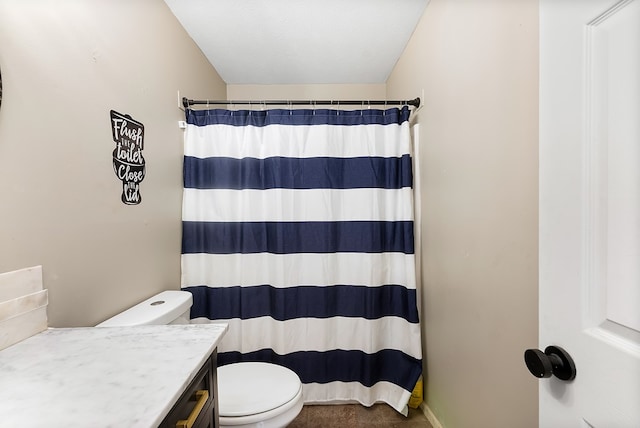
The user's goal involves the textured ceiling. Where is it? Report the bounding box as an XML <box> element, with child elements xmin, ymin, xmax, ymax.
<box><xmin>163</xmin><ymin>0</ymin><xmax>429</xmax><ymax>85</ymax></box>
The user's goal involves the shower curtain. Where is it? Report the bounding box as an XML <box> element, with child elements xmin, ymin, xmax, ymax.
<box><xmin>181</xmin><ymin>105</ymin><xmax>422</xmax><ymax>414</ymax></box>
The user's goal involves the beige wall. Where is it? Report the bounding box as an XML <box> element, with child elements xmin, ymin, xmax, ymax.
<box><xmin>387</xmin><ymin>1</ymin><xmax>539</xmax><ymax>427</ymax></box>
<box><xmin>0</xmin><ymin>0</ymin><xmax>226</xmax><ymax>327</ymax></box>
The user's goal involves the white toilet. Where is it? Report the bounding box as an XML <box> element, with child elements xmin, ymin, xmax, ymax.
<box><xmin>97</xmin><ymin>290</ymin><xmax>304</xmax><ymax>428</ymax></box>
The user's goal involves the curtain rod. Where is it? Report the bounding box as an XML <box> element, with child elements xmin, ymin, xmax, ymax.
<box><xmin>182</xmin><ymin>97</ymin><xmax>420</xmax><ymax>109</ymax></box>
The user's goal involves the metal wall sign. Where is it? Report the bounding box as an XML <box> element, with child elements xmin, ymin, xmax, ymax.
<box><xmin>109</xmin><ymin>110</ymin><xmax>145</xmax><ymax>205</ymax></box>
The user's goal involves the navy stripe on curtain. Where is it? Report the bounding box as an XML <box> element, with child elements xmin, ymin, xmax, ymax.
<box><xmin>184</xmin><ymin>284</ymin><xmax>419</xmax><ymax>322</ymax></box>
<box><xmin>185</xmin><ymin>107</ymin><xmax>411</xmax><ymax>127</ymax></box>
<box><xmin>183</xmin><ymin>155</ymin><xmax>413</xmax><ymax>190</ymax></box>
<box><xmin>218</xmin><ymin>349</ymin><xmax>422</xmax><ymax>392</ymax></box>
<box><xmin>182</xmin><ymin>221</ymin><xmax>415</xmax><ymax>254</ymax></box>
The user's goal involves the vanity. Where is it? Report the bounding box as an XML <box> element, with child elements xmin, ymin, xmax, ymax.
<box><xmin>0</xmin><ymin>323</ymin><xmax>228</xmax><ymax>427</ymax></box>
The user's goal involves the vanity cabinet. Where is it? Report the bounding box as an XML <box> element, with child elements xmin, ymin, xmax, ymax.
<box><xmin>160</xmin><ymin>351</ymin><xmax>219</xmax><ymax>428</ymax></box>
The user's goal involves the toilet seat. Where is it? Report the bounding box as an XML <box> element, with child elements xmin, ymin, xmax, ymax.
<box><xmin>217</xmin><ymin>362</ymin><xmax>304</xmax><ymax>428</ymax></box>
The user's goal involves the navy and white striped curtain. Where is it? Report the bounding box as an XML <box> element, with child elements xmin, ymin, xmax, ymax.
<box><xmin>181</xmin><ymin>106</ymin><xmax>422</xmax><ymax>414</ymax></box>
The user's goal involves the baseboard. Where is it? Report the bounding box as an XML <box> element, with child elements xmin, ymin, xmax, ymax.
<box><xmin>419</xmin><ymin>402</ymin><xmax>444</xmax><ymax>428</ymax></box>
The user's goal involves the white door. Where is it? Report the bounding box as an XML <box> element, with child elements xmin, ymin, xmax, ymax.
<box><xmin>538</xmin><ymin>0</ymin><xmax>640</xmax><ymax>427</ymax></box>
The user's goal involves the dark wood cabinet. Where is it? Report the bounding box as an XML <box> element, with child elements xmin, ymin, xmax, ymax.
<box><xmin>159</xmin><ymin>350</ymin><xmax>219</xmax><ymax>428</ymax></box>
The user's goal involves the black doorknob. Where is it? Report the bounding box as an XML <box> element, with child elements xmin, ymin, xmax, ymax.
<box><xmin>524</xmin><ymin>345</ymin><xmax>576</xmax><ymax>381</ymax></box>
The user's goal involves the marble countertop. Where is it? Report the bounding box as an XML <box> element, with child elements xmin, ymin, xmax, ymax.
<box><xmin>0</xmin><ymin>323</ymin><xmax>228</xmax><ymax>427</ymax></box>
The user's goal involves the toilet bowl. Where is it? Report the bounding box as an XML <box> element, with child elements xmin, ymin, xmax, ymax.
<box><xmin>96</xmin><ymin>290</ymin><xmax>303</xmax><ymax>428</ymax></box>
<box><xmin>217</xmin><ymin>362</ymin><xmax>303</xmax><ymax>427</ymax></box>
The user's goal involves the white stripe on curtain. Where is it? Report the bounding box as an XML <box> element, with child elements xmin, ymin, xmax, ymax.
<box><xmin>191</xmin><ymin>316</ymin><xmax>423</xmax><ymax>358</ymax></box>
<box><xmin>181</xmin><ymin>106</ymin><xmax>422</xmax><ymax>415</ymax></box>
<box><xmin>303</xmin><ymin>381</ymin><xmax>412</xmax><ymax>411</ymax></box>
<box><xmin>182</xmin><ymin>188</ymin><xmax>415</xmax><ymax>222</ymax></box>
<box><xmin>184</xmin><ymin>123</ymin><xmax>410</xmax><ymax>159</ymax></box>
<box><xmin>182</xmin><ymin>253</ymin><xmax>417</xmax><ymax>289</ymax></box>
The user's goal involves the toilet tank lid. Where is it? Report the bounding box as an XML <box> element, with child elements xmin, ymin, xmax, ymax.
<box><xmin>96</xmin><ymin>290</ymin><xmax>192</xmax><ymax>327</ymax></box>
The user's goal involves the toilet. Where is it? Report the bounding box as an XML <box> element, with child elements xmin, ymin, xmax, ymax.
<box><xmin>96</xmin><ymin>290</ymin><xmax>304</xmax><ymax>428</ymax></box>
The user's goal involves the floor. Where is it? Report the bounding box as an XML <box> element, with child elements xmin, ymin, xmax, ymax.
<box><xmin>287</xmin><ymin>404</ymin><xmax>433</xmax><ymax>428</ymax></box>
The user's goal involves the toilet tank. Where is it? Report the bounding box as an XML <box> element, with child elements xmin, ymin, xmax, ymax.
<box><xmin>96</xmin><ymin>290</ymin><xmax>193</xmax><ymax>327</ymax></box>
